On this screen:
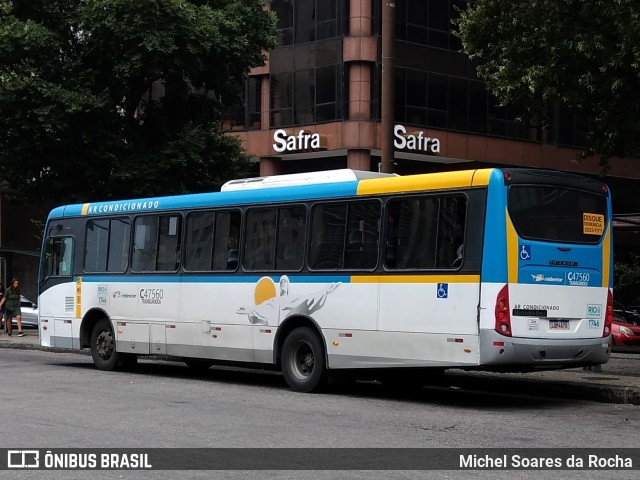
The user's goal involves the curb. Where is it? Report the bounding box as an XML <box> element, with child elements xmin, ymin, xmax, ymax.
<box><xmin>2</xmin><ymin>340</ymin><xmax>640</xmax><ymax>405</ymax></box>
<box><xmin>0</xmin><ymin>339</ymin><xmax>80</xmax><ymax>355</ymax></box>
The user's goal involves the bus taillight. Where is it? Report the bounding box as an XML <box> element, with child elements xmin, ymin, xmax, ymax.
<box><xmin>604</xmin><ymin>290</ymin><xmax>613</xmax><ymax>338</ymax></box>
<box><xmin>494</xmin><ymin>285</ymin><xmax>512</xmax><ymax>337</ymax></box>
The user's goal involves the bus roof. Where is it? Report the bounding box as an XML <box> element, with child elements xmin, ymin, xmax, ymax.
<box><xmin>221</xmin><ymin>169</ymin><xmax>397</xmax><ymax>191</ymax></box>
<box><xmin>47</xmin><ymin>168</ymin><xmax>498</xmax><ymax>219</ymax></box>
<box><xmin>46</xmin><ymin>167</ymin><xmax>605</xmax><ymax>220</ymax></box>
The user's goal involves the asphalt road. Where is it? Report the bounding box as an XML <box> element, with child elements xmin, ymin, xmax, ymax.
<box><xmin>1</xmin><ymin>348</ymin><xmax>639</xmax><ymax>480</ymax></box>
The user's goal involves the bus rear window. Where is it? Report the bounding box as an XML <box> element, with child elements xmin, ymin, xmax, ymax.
<box><xmin>508</xmin><ymin>185</ymin><xmax>607</xmax><ymax>244</ymax></box>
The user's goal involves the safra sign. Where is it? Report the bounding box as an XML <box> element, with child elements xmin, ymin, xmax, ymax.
<box><xmin>394</xmin><ymin>124</ymin><xmax>440</xmax><ymax>154</ymax></box>
<box><xmin>273</xmin><ymin>129</ymin><xmax>327</xmax><ymax>153</ymax></box>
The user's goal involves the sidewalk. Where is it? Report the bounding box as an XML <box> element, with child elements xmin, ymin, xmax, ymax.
<box><xmin>2</xmin><ymin>329</ymin><xmax>639</xmax><ymax>404</ymax></box>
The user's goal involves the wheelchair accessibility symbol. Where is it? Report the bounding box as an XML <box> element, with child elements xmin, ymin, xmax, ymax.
<box><xmin>520</xmin><ymin>244</ymin><xmax>531</xmax><ymax>261</ymax></box>
<box><xmin>437</xmin><ymin>283</ymin><xmax>448</xmax><ymax>299</ymax></box>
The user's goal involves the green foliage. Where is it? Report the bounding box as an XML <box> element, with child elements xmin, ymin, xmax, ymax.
<box><xmin>0</xmin><ymin>0</ymin><xmax>277</xmax><ymax>203</ymax></box>
<box><xmin>614</xmin><ymin>254</ymin><xmax>640</xmax><ymax>306</ymax></box>
<box><xmin>455</xmin><ymin>0</ymin><xmax>640</xmax><ymax>163</ymax></box>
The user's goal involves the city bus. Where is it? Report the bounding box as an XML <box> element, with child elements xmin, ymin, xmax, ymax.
<box><xmin>38</xmin><ymin>168</ymin><xmax>613</xmax><ymax>392</ymax></box>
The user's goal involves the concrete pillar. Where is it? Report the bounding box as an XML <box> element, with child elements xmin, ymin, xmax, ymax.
<box><xmin>260</xmin><ymin>157</ymin><xmax>282</xmax><ymax>176</ymax></box>
<box><xmin>261</xmin><ymin>75</ymin><xmax>270</xmax><ymax>131</ymax></box>
<box><xmin>348</xmin><ymin>63</ymin><xmax>372</xmax><ymax>121</ymax></box>
<box><xmin>345</xmin><ymin>0</ymin><xmax>374</xmax><ymax>170</ymax></box>
<box><xmin>350</xmin><ymin>0</ymin><xmax>372</xmax><ymax>36</ymax></box>
<box><xmin>347</xmin><ymin>149</ymin><xmax>371</xmax><ymax>171</ymax></box>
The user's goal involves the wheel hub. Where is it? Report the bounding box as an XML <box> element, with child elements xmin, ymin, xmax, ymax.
<box><xmin>303</xmin><ymin>353</ymin><xmax>314</xmax><ymax>369</ymax></box>
<box><xmin>96</xmin><ymin>331</ymin><xmax>113</xmax><ymax>358</ymax></box>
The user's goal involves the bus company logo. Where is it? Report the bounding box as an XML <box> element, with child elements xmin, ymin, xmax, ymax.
<box><xmin>112</xmin><ymin>291</ymin><xmax>137</xmax><ymax>300</ymax></box>
<box><xmin>531</xmin><ymin>273</ymin><xmax>563</xmax><ymax>284</ymax></box>
<box><xmin>587</xmin><ymin>304</ymin><xmax>602</xmax><ymax>319</ymax></box>
<box><xmin>97</xmin><ymin>285</ymin><xmax>109</xmax><ymax>305</ymax></box>
<box><xmin>8</xmin><ymin>450</ymin><xmax>39</xmax><ymax>468</ymax></box>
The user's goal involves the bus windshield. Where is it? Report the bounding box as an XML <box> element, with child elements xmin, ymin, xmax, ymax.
<box><xmin>507</xmin><ymin>185</ymin><xmax>608</xmax><ymax>244</ymax></box>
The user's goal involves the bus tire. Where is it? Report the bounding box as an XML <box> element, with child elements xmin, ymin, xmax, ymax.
<box><xmin>90</xmin><ymin>318</ymin><xmax>120</xmax><ymax>371</ymax></box>
<box><xmin>281</xmin><ymin>327</ymin><xmax>327</xmax><ymax>393</ymax></box>
<box><xmin>183</xmin><ymin>358</ymin><xmax>214</xmax><ymax>370</ymax></box>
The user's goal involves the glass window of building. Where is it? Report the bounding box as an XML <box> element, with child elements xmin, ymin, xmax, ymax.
<box><xmin>270</xmin><ymin>40</ymin><xmax>343</xmax><ymax>127</ymax></box>
<box><xmin>247</xmin><ymin>77</ymin><xmax>262</xmax><ymax>130</ymax></box>
<box><xmin>271</xmin><ymin>72</ymin><xmax>294</xmax><ymax>127</ymax></box>
<box><xmin>271</xmin><ymin>0</ymin><xmax>343</xmax><ymax>46</ymax></box>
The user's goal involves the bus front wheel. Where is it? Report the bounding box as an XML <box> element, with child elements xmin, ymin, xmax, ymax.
<box><xmin>281</xmin><ymin>327</ymin><xmax>327</xmax><ymax>393</ymax></box>
<box><xmin>90</xmin><ymin>319</ymin><xmax>120</xmax><ymax>371</ymax></box>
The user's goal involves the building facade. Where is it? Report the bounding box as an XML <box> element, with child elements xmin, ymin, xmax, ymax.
<box><xmin>223</xmin><ymin>0</ymin><xmax>640</xmax><ymax>230</ymax></box>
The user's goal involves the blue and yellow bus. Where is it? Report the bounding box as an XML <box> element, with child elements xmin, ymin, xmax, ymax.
<box><xmin>38</xmin><ymin>168</ymin><xmax>613</xmax><ymax>392</ymax></box>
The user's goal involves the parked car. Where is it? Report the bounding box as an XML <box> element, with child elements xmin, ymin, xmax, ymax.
<box><xmin>4</xmin><ymin>296</ymin><xmax>39</xmax><ymax>329</ymax></box>
<box><xmin>613</xmin><ymin>300</ymin><xmax>640</xmax><ymax>325</ymax></box>
<box><xmin>611</xmin><ymin>316</ymin><xmax>640</xmax><ymax>348</ymax></box>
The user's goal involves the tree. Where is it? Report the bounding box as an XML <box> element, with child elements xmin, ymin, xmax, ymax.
<box><xmin>0</xmin><ymin>0</ymin><xmax>278</xmax><ymax>203</ymax></box>
<box><xmin>614</xmin><ymin>253</ymin><xmax>640</xmax><ymax>306</ymax></box>
<box><xmin>455</xmin><ymin>0</ymin><xmax>640</xmax><ymax>164</ymax></box>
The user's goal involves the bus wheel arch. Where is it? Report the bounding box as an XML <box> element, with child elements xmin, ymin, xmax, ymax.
<box><xmin>276</xmin><ymin>317</ymin><xmax>328</xmax><ymax>393</ymax></box>
<box><xmin>80</xmin><ymin>308</ymin><xmax>110</xmax><ymax>349</ymax></box>
<box><xmin>82</xmin><ymin>311</ymin><xmax>137</xmax><ymax>370</ymax></box>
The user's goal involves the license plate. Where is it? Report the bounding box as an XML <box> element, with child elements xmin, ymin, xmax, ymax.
<box><xmin>549</xmin><ymin>320</ymin><xmax>570</xmax><ymax>330</ymax></box>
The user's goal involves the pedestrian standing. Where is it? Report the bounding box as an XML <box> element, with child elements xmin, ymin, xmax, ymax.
<box><xmin>0</xmin><ymin>278</ymin><xmax>24</xmax><ymax>336</ymax></box>
<box><xmin>0</xmin><ymin>282</ymin><xmax>4</xmax><ymax>333</ymax></box>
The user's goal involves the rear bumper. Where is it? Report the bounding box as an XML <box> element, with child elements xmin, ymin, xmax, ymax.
<box><xmin>479</xmin><ymin>329</ymin><xmax>611</xmax><ymax>367</ymax></box>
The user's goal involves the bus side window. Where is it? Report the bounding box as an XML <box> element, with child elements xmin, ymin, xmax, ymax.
<box><xmin>308</xmin><ymin>204</ymin><xmax>346</xmax><ymax>270</ymax></box>
<box><xmin>156</xmin><ymin>215</ymin><xmax>181</xmax><ymax>271</ymax></box>
<box><xmin>243</xmin><ymin>208</ymin><xmax>277</xmax><ymax>271</ymax></box>
<box><xmin>435</xmin><ymin>196</ymin><xmax>467</xmax><ymax>269</ymax></box>
<box><xmin>185</xmin><ymin>211</ymin><xmax>215</xmax><ymax>271</ymax></box>
<box><xmin>275</xmin><ymin>206</ymin><xmax>306</xmax><ymax>270</ymax></box>
<box><xmin>344</xmin><ymin>202</ymin><xmax>380</xmax><ymax>269</ymax></box>
<box><xmin>132</xmin><ymin>219</ymin><xmax>158</xmax><ymax>271</ymax></box>
<box><xmin>216</xmin><ymin>211</ymin><xmax>241</xmax><ymax>271</ymax></box>
<box><xmin>385</xmin><ymin>197</ymin><xmax>437</xmax><ymax>269</ymax></box>
<box><xmin>41</xmin><ymin>237</ymin><xmax>74</xmax><ymax>279</ymax></box>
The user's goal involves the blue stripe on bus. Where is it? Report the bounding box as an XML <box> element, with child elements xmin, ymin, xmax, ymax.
<box><xmin>479</xmin><ymin>169</ymin><xmax>609</xmax><ymax>286</ymax></box>
<box><xmin>49</xmin><ymin>182</ymin><xmax>360</xmax><ymax>219</ymax></box>
<box><xmin>607</xmin><ymin>189</ymin><xmax>614</xmax><ymax>287</ymax></box>
<box><xmin>480</xmin><ymin>169</ymin><xmax>508</xmax><ymax>283</ymax></box>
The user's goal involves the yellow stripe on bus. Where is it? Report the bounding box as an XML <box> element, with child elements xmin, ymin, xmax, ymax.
<box><xmin>505</xmin><ymin>210</ymin><xmax>519</xmax><ymax>283</ymax></box>
<box><xmin>602</xmin><ymin>223</ymin><xmax>611</xmax><ymax>288</ymax></box>
<box><xmin>75</xmin><ymin>276</ymin><xmax>82</xmax><ymax>318</ymax></box>
<box><xmin>470</xmin><ymin>168</ymin><xmax>493</xmax><ymax>187</ymax></box>
<box><xmin>356</xmin><ymin>169</ymin><xmax>494</xmax><ymax>195</ymax></box>
<box><xmin>351</xmin><ymin>275</ymin><xmax>480</xmax><ymax>284</ymax></box>
<box><xmin>81</xmin><ymin>203</ymin><xmax>91</xmax><ymax>215</ymax></box>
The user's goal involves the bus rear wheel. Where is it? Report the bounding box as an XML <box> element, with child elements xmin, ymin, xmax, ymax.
<box><xmin>281</xmin><ymin>327</ymin><xmax>327</xmax><ymax>393</ymax></box>
<box><xmin>90</xmin><ymin>318</ymin><xmax>121</xmax><ymax>371</ymax></box>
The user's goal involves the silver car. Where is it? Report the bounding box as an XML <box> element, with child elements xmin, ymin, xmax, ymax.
<box><xmin>4</xmin><ymin>296</ymin><xmax>39</xmax><ymax>329</ymax></box>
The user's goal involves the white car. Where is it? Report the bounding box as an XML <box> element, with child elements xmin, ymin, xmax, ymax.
<box><xmin>4</xmin><ymin>296</ymin><xmax>39</xmax><ymax>329</ymax></box>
